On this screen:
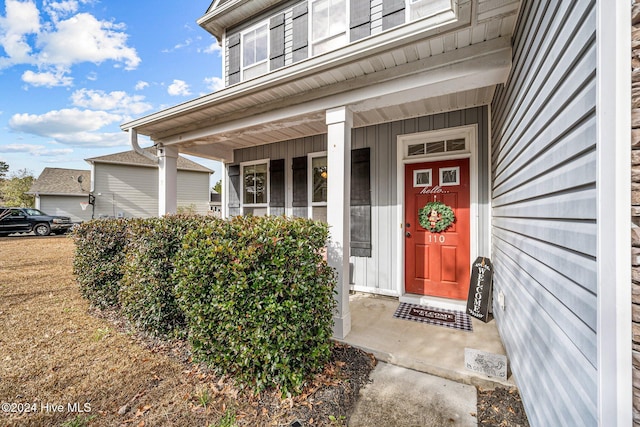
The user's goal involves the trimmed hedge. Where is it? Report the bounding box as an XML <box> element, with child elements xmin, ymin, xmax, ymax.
<box><xmin>174</xmin><ymin>215</ymin><xmax>336</xmax><ymax>395</ymax></box>
<box><xmin>119</xmin><ymin>215</ymin><xmax>212</xmax><ymax>337</ymax></box>
<box><xmin>72</xmin><ymin>219</ymin><xmax>129</xmax><ymax>309</ymax></box>
<box><xmin>72</xmin><ymin>215</ymin><xmax>337</xmax><ymax>395</ymax></box>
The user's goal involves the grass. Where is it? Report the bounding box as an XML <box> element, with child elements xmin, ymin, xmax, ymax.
<box><xmin>0</xmin><ymin>235</ymin><xmax>373</xmax><ymax>427</ymax></box>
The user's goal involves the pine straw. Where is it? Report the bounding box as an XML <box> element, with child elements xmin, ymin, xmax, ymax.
<box><xmin>0</xmin><ymin>236</ymin><xmax>375</xmax><ymax>427</ymax></box>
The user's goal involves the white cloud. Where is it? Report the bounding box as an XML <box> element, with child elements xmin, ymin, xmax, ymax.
<box><xmin>70</xmin><ymin>88</ymin><xmax>153</xmax><ymax>115</ymax></box>
<box><xmin>202</xmin><ymin>42</ymin><xmax>222</xmax><ymax>56</ymax></box>
<box><xmin>167</xmin><ymin>79</ymin><xmax>191</xmax><ymax>96</ymax></box>
<box><xmin>204</xmin><ymin>76</ymin><xmax>224</xmax><ymax>92</ymax></box>
<box><xmin>37</xmin><ymin>13</ymin><xmax>140</xmax><ymax>70</ymax></box>
<box><xmin>0</xmin><ymin>0</ymin><xmax>40</xmax><ymax>66</ymax></box>
<box><xmin>135</xmin><ymin>80</ymin><xmax>149</xmax><ymax>91</ymax></box>
<box><xmin>0</xmin><ymin>1</ymin><xmax>141</xmax><ymax>85</ymax></box>
<box><xmin>0</xmin><ymin>143</ymin><xmax>73</xmax><ymax>156</ymax></box>
<box><xmin>8</xmin><ymin>108</ymin><xmax>128</xmax><ymax>148</ymax></box>
<box><xmin>9</xmin><ymin>108</ymin><xmax>121</xmax><ymax>139</ymax></box>
<box><xmin>22</xmin><ymin>69</ymin><xmax>73</xmax><ymax>87</ymax></box>
<box><xmin>43</xmin><ymin>0</ymin><xmax>79</xmax><ymax>22</ymax></box>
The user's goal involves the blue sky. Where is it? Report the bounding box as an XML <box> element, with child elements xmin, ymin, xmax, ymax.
<box><xmin>0</xmin><ymin>0</ymin><xmax>223</xmax><ymax>184</ymax></box>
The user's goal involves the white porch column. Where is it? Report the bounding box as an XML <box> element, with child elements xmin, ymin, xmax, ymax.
<box><xmin>158</xmin><ymin>144</ymin><xmax>178</xmax><ymax>216</ymax></box>
<box><xmin>326</xmin><ymin>106</ymin><xmax>352</xmax><ymax>339</ymax></box>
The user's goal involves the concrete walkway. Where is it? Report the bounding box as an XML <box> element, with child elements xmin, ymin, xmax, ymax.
<box><xmin>340</xmin><ymin>293</ymin><xmax>515</xmax><ymax>426</ymax></box>
<box><xmin>349</xmin><ymin>362</ymin><xmax>477</xmax><ymax>427</ymax></box>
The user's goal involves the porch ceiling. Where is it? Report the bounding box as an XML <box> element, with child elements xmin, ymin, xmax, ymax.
<box><xmin>123</xmin><ymin>0</ymin><xmax>517</xmax><ymax>162</ymax></box>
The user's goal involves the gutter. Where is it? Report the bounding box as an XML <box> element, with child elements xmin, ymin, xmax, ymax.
<box><xmin>129</xmin><ymin>128</ymin><xmax>158</xmax><ymax>163</ymax></box>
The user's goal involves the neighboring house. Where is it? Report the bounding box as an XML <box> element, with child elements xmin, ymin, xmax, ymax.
<box><xmin>85</xmin><ymin>148</ymin><xmax>212</xmax><ymax>218</ymax></box>
<box><xmin>27</xmin><ymin>168</ymin><xmax>92</xmax><ymax>222</ymax></box>
<box><xmin>209</xmin><ymin>192</ymin><xmax>222</xmax><ymax>216</ymax></box>
<box><xmin>120</xmin><ymin>1</ymin><xmax>630</xmax><ymax>425</ymax></box>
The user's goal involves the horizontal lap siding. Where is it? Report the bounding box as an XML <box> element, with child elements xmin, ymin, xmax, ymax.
<box><xmin>94</xmin><ymin>164</ymin><xmax>158</xmax><ymax>218</ymax></box>
<box><xmin>177</xmin><ymin>171</ymin><xmax>211</xmax><ymax>215</ymax></box>
<box><xmin>40</xmin><ymin>196</ymin><xmax>92</xmax><ymax>223</ymax></box>
<box><xmin>490</xmin><ymin>1</ymin><xmax>597</xmax><ymax>426</ymax></box>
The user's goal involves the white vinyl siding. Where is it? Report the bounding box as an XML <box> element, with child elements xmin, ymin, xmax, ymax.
<box><xmin>490</xmin><ymin>1</ymin><xmax>597</xmax><ymax>425</ymax></box>
<box><xmin>177</xmin><ymin>171</ymin><xmax>211</xmax><ymax>215</ymax></box>
<box><xmin>93</xmin><ymin>164</ymin><xmax>210</xmax><ymax>218</ymax></box>
<box><xmin>93</xmin><ymin>164</ymin><xmax>157</xmax><ymax>218</ymax></box>
<box><xmin>39</xmin><ymin>195</ymin><xmax>92</xmax><ymax>223</ymax></box>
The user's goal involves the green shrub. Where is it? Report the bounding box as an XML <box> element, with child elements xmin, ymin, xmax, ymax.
<box><xmin>72</xmin><ymin>219</ymin><xmax>129</xmax><ymax>309</ymax></box>
<box><xmin>119</xmin><ymin>215</ymin><xmax>212</xmax><ymax>337</ymax></box>
<box><xmin>174</xmin><ymin>215</ymin><xmax>336</xmax><ymax>395</ymax></box>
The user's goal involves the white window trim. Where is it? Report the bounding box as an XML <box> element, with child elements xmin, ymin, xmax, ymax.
<box><xmin>240</xmin><ymin>159</ymin><xmax>270</xmax><ymax>215</ymax></box>
<box><xmin>241</xmin><ymin>21</ymin><xmax>269</xmax><ymax>80</ymax></box>
<box><xmin>309</xmin><ymin>0</ymin><xmax>349</xmax><ymax>56</ymax></box>
<box><xmin>402</xmin><ymin>125</ymin><xmax>472</xmax><ymax>161</ymax></box>
<box><xmin>307</xmin><ymin>151</ymin><xmax>328</xmax><ymax>218</ymax></box>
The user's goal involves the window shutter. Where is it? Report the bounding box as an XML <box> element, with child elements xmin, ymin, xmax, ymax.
<box><xmin>292</xmin><ymin>156</ymin><xmax>308</xmax><ymax>209</ymax></box>
<box><xmin>227</xmin><ymin>33</ymin><xmax>241</xmax><ymax>85</ymax></box>
<box><xmin>350</xmin><ymin>148</ymin><xmax>371</xmax><ymax>257</ymax></box>
<box><xmin>292</xmin><ymin>3</ymin><xmax>308</xmax><ymax>62</ymax></box>
<box><xmin>270</xmin><ymin>14</ymin><xmax>285</xmax><ymax>71</ymax></box>
<box><xmin>382</xmin><ymin>0</ymin><xmax>405</xmax><ymax>30</ymax></box>
<box><xmin>228</xmin><ymin>164</ymin><xmax>241</xmax><ymax>216</ymax></box>
<box><xmin>350</xmin><ymin>0</ymin><xmax>371</xmax><ymax>42</ymax></box>
<box><xmin>269</xmin><ymin>159</ymin><xmax>285</xmax><ymax>215</ymax></box>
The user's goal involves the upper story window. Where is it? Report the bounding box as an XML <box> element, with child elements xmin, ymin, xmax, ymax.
<box><xmin>311</xmin><ymin>0</ymin><xmax>347</xmax><ymax>55</ymax></box>
<box><xmin>242</xmin><ymin>22</ymin><xmax>268</xmax><ymax>80</ymax></box>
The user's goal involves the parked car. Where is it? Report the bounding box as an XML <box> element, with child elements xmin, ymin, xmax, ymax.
<box><xmin>0</xmin><ymin>207</ymin><xmax>73</xmax><ymax>236</ymax></box>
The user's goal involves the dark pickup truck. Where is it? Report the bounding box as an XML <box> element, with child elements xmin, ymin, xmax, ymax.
<box><xmin>0</xmin><ymin>207</ymin><xmax>73</xmax><ymax>236</ymax></box>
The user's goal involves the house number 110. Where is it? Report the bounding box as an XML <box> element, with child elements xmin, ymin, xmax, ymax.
<box><xmin>428</xmin><ymin>234</ymin><xmax>446</xmax><ymax>243</ymax></box>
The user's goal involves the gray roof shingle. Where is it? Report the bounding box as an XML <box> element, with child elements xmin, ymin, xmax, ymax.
<box><xmin>85</xmin><ymin>147</ymin><xmax>213</xmax><ymax>173</ymax></box>
<box><xmin>27</xmin><ymin>168</ymin><xmax>91</xmax><ymax>195</ymax></box>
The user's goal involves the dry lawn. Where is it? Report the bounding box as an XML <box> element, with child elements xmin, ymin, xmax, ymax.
<box><xmin>0</xmin><ymin>236</ymin><xmax>374</xmax><ymax>427</ymax></box>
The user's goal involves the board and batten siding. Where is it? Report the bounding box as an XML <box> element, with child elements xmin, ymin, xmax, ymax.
<box><xmin>229</xmin><ymin>106</ymin><xmax>490</xmax><ymax>295</ymax></box>
<box><xmin>490</xmin><ymin>1</ymin><xmax>597</xmax><ymax>426</ymax></box>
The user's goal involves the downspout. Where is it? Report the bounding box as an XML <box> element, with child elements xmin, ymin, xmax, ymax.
<box><xmin>129</xmin><ymin>128</ymin><xmax>158</xmax><ymax>163</ymax></box>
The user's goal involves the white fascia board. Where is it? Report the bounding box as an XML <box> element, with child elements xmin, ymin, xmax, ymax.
<box><xmin>122</xmin><ymin>4</ymin><xmax>469</xmax><ymax>133</ymax></box>
<box><xmin>158</xmin><ymin>40</ymin><xmax>510</xmax><ymax>145</ymax></box>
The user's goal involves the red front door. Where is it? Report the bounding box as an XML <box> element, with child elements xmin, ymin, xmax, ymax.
<box><xmin>404</xmin><ymin>159</ymin><xmax>470</xmax><ymax>299</ymax></box>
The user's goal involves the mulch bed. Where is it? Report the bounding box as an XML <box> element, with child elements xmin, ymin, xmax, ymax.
<box><xmin>477</xmin><ymin>387</ymin><xmax>530</xmax><ymax>427</ymax></box>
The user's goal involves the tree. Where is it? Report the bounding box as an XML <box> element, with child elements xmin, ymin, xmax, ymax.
<box><xmin>0</xmin><ymin>169</ymin><xmax>35</xmax><ymax>207</ymax></box>
<box><xmin>0</xmin><ymin>161</ymin><xmax>8</xmax><ymax>180</ymax></box>
<box><xmin>213</xmin><ymin>179</ymin><xmax>222</xmax><ymax>194</ymax></box>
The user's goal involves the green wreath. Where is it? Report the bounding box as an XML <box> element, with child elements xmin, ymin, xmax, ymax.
<box><xmin>418</xmin><ymin>201</ymin><xmax>455</xmax><ymax>233</ymax></box>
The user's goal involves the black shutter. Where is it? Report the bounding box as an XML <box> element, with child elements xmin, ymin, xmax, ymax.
<box><xmin>350</xmin><ymin>0</ymin><xmax>371</xmax><ymax>42</ymax></box>
<box><xmin>292</xmin><ymin>3</ymin><xmax>308</xmax><ymax>62</ymax></box>
<box><xmin>292</xmin><ymin>156</ymin><xmax>308</xmax><ymax>212</ymax></box>
<box><xmin>270</xmin><ymin>14</ymin><xmax>285</xmax><ymax>71</ymax></box>
<box><xmin>228</xmin><ymin>164</ymin><xmax>241</xmax><ymax>216</ymax></box>
<box><xmin>269</xmin><ymin>159</ymin><xmax>285</xmax><ymax>215</ymax></box>
<box><xmin>350</xmin><ymin>148</ymin><xmax>371</xmax><ymax>257</ymax></box>
<box><xmin>227</xmin><ymin>33</ymin><xmax>241</xmax><ymax>85</ymax></box>
<box><xmin>382</xmin><ymin>0</ymin><xmax>405</xmax><ymax>30</ymax></box>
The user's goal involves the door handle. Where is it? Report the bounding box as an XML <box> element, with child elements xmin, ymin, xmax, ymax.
<box><xmin>405</xmin><ymin>232</ymin><xmax>411</xmax><ymax>238</ymax></box>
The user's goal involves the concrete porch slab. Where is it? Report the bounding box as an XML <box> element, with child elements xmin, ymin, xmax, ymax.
<box><xmin>340</xmin><ymin>293</ymin><xmax>515</xmax><ymax>389</ymax></box>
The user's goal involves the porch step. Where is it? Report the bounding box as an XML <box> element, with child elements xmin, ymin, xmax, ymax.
<box><xmin>339</xmin><ymin>293</ymin><xmax>516</xmax><ymax>390</ymax></box>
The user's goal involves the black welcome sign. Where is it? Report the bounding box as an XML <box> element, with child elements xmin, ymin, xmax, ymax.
<box><xmin>466</xmin><ymin>257</ymin><xmax>493</xmax><ymax>323</ymax></box>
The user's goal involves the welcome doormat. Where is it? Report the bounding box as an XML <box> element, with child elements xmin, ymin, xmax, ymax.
<box><xmin>393</xmin><ymin>302</ymin><xmax>473</xmax><ymax>332</ymax></box>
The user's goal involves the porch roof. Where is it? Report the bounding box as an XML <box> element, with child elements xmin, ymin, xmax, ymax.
<box><xmin>122</xmin><ymin>4</ymin><xmax>514</xmax><ymax>163</ymax></box>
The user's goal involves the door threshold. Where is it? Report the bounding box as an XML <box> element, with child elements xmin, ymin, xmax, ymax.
<box><xmin>399</xmin><ymin>293</ymin><xmax>467</xmax><ymax>312</ymax></box>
